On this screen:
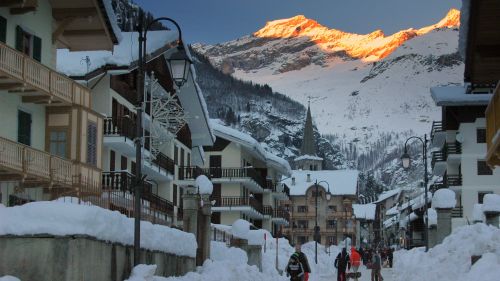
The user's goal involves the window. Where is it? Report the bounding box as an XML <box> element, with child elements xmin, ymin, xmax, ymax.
<box><xmin>187</xmin><ymin>152</ymin><xmax>191</xmax><ymax>167</ymax></box>
<box><xmin>297</xmin><ymin>236</ymin><xmax>308</xmax><ymax>245</ymax></box>
<box><xmin>297</xmin><ymin>220</ymin><xmax>308</xmax><ymax>229</ymax></box>
<box><xmin>174</xmin><ymin>145</ymin><xmax>178</xmax><ymax>165</ymax></box>
<box><xmin>328</xmin><ymin>205</ymin><xmax>337</xmax><ymax>212</ymax></box>
<box><xmin>477</xmin><ymin>160</ymin><xmax>493</xmax><ymax>175</ymax></box>
<box><xmin>15</xmin><ymin>26</ymin><xmax>41</xmax><ymax>62</ymax></box>
<box><xmin>110</xmin><ymin>150</ymin><xmax>115</xmax><ymax>171</ymax></box>
<box><xmin>478</xmin><ymin>192</ymin><xmax>493</xmax><ymax>204</ymax></box>
<box><xmin>173</xmin><ymin>184</ymin><xmax>178</xmax><ymax>206</ymax></box>
<box><xmin>476</xmin><ymin>128</ymin><xmax>486</xmax><ymax>143</ymax></box>
<box><xmin>180</xmin><ymin>148</ymin><xmax>185</xmax><ymax>167</ymax></box>
<box><xmin>297</xmin><ymin>205</ymin><xmax>308</xmax><ymax>213</ymax></box>
<box><xmin>0</xmin><ymin>16</ymin><xmax>6</xmax><ymax>43</ymax></box>
<box><xmin>49</xmin><ymin>130</ymin><xmax>67</xmax><ymax>158</ymax></box>
<box><xmin>121</xmin><ymin>155</ymin><xmax>127</xmax><ymax>171</ymax></box>
<box><xmin>86</xmin><ymin>122</ymin><xmax>97</xmax><ymax>166</ymax></box>
<box><xmin>327</xmin><ymin>220</ymin><xmax>337</xmax><ymax>229</ymax></box>
<box><xmin>17</xmin><ymin>110</ymin><xmax>31</xmax><ymax>146</ymax></box>
<box><xmin>131</xmin><ymin>161</ymin><xmax>136</xmax><ymax>175</ymax></box>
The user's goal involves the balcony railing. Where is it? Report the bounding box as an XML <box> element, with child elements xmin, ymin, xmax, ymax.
<box><xmin>0</xmin><ymin>136</ymin><xmax>73</xmax><ymax>187</ymax></box>
<box><xmin>451</xmin><ymin>206</ymin><xmax>463</xmax><ymax>218</ymax></box>
<box><xmin>486</xmin><ymin>83</ymin><xmax>500</xmax><ymax>166</ymax></box>
<box><xmin>265</xmin><ymin>179</ymin><xmax>275</xmax><ymax>191</ymax></box>
<box><xmin>178</xmin><ymin>166</ymin><xmax>266</xmax><ymax>188</ymax></box>
<box><xmin>152</xmin><ymin>152</ymin><xmax>175</xmax><ymax>175</ymax></box>
<box><xmin>273</xmin><ymin>208</ymin><xmax>290</xmax><ymax>222</ymax></box>
<box><xmin>213</xmin><ymin>196</ymin><xmax>263</xmax><ymax>214</ymax></box>
<box><xmin>445</xmin><ymin>175</ymin><xmax>462</xmax><ymax>187</ymax></box>
<box><xmin>103</xmin><ymin>117</ymin><xmax>136</xmax><ymax>140</ymax></box>
<box><xmin>0</xmin><ymin>42</ymin><xmax>91</xmax><ymax>108</ymax></box>
<box><xmin>431</xmin><ymin>142</ymin><xmax>462</xmax><ymax>168</ymax></box>
<box><xmin>430</xmin><ymin>121</ymin><xmax>443</xmax><ymax>141</ymax></box>
<box><xmin>102</xmin><ymin>171</ymin><xmax>153</xmax><ymax>194</ymax></box>
<box><xmin>263</xmin><ymin>205</ymin><xmax>273</xmax><ymax>216</ymax></box>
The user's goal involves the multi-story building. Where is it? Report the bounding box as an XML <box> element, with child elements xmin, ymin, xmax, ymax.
<box><xmin>281</xmin><ymin>105</ymin><xmax>359</xmax><ymax>245</ymax></box>
<box><xmin>0</xmin><ymin>0</ymin><xmax>120</xmax><ymax>206</ymax></box>
<box><xmin>56</xmin><ymin>30</ymin><xmax>214</xmax><ymax>227</ymax></box>
<box><xmin>429</xmin><ymin>0</ymin><xmax>500</xmax><ymax>229</ymax></box>
<box><xmin>177</xmin><ymin>120</ymin><xmax>291</xmax><ymax>234</ymax></box>
<box><xmin>352</xmin><ymin>203</ymin><xmax>376</xmax><ymax>247</ymax></box>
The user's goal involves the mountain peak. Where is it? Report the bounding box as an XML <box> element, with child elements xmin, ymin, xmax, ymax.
<box><xmin>254</xmin><ymin>15</ymin><xmax>325</xmax><ymax>38</ymax></box>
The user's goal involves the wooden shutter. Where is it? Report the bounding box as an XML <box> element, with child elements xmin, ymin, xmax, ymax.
<box><xmin>121</xmin><ymin>155</ymin><xmax>127</xmax><ymax>171</ymax></box>
<box><xmin>0</xmin><ymin>16</ymin><xmax>6</xmax><ymax>43</ymax></box>
<box><xmin>15</xmin><ymin>26</ymin><xmax>23</xmax><ymax>51</ymax></box>
<box><xmin>173</xmin><ymin>184</ymin><xmax>178</xmax><ymax>206</ymax></box>
<box><xmin>86</xmin><ymin>123</ymin><xmax>97</xmax><ymax>166</ymax></box>
<box><xmin>17</xmin><ymin>110</ymin><xmax>32</xmax><ymax>146</ymax></box>
<box><xmin>110</xmin><ymin>150</ymin><xmax>116</xmax><ymax>171</ymax></box>
<box><xmin>32</xmin><ymin>35</ymin><xmax>42</xmax><ymax>62</ymax></box>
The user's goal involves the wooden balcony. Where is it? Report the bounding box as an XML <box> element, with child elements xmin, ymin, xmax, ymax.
<box><xmin>0</xmin><ymin>136</ymin><xmax>73</xmax><ymax>188</ymax></box>
<box><xmin>178</xmin><ymin>166</ymin><xmax>266</xmax><ymax>189</ymax></box>
<box><xmin>486</xmin><ymin>83</ymin><xmax>500</xmax><ymax>166</ymax></box>
<box><xmin>0</xmin><ymin>42</ymin><xmax>91</xmax><ymax>109</ymax></box>
<box><xmin>213</xmin><ymin>196</ymin><xmax>263</xmax><ymax>215</ymax></box>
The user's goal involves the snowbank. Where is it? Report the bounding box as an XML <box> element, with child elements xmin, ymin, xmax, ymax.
<box><xmin>394</xmin><ymin>223</ymin><xmax>500</xmax><ymax>281</ymax></box>
<box><xmin>0</xmin><ymin>277</ymin><xmax>20</xmax><ymax>281</ymax></box>
<box><xmin>473</xmin><ymin>204</ymin><xmax>485</xmax><ymax>222</ymax></box>
<box><xmin>196</xmin><ymin>175</ymin><xmax>213</xmax><ymax>195</ymax></box>
<box><xmin>482</xmin><ymin>194</ymin><xmax>500</xmax><ymax>213</ymax></box>
<box><xmin>432</xmin><ymin>188</ymin><xmax>456</xmax><ymax>209</ymax></box>
<box><xmin>0</xmin><ymin>202</ymin><xmax>196</xmax><ymax>257</ymax></box>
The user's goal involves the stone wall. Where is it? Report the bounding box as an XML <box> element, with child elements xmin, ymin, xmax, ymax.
<box><xmin>0</xmin><ymin>235</ymin><xmax>195</xmax><ymax>281</ymax></box>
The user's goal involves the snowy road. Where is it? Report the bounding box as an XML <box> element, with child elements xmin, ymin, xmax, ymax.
<box><xmin>311</xmin><ymin>266</ymin><xmax>395</xmax><ymax>281</ymax></box>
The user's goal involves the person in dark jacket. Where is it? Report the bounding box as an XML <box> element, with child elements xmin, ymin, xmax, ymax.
<box><xmin>294</xmin><ymin>244</ymin><xmax>311</xmax><ymax>281</ymax></box>
<box><xmin>286</xmin><ymin>253</ymin><xmax>305</xmax><ymax>281</ymax></box>
<box><xmin>334</xmin><ymin>247</ymin><xmax>351</xmax><ymax>281</ymax></box>
<box><xmin>388</xmin><ymin>248</ymin><xmax>394</xmax><ymax>268</ymax></box>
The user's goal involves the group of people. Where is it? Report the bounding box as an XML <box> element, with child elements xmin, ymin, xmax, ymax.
<box><xmin>285</xmin><ymin>243</ymin><xmax>394</xmax><ymax>281</ymax></box>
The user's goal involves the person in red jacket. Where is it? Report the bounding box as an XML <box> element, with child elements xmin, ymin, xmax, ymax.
<box><xmin>350</xmin><ymin>246</ymin><xmax>362</xmax><ymax>280</ymax></box>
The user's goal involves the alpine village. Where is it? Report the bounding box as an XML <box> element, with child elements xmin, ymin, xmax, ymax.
<box><xmin>0</xmin><ymin>1</ymin><xmax>499</xmax><ymax>281</ymax></box>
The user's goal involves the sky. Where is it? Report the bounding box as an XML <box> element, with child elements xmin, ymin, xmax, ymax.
<box><xmin>134</xmin><ymin>0</ymin><xmax>461</xmax><ymax>45</ymax></box>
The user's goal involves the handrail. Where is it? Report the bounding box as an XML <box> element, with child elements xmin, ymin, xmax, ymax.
<box><xmin>178</xmin><ymin>166</ymin><xmax>266</xmax><ymax>188</ymax></box>
<box><xmin>0</xmin><ymin>42</ymin><xmax>91</xmax><ymax>108</ymax></box>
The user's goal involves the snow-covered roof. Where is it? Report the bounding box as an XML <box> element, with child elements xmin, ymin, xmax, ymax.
<box><xmin>57</xmin><ymin>30</ymin><xmax>178</xmax><ymax>77</ymax></box>
<box><xmin>374</xmin><ymin>188</ymin><xmax>401</xmax><ymax>203</ymax></box>
<box><xmin>482</xmin><ymin>194</ymin><xmax>500</xmax><ymax>213</ymax></box>
<box><xmin>432</xmin><ymin>188</ymin><xmax>457</xmax><ymax>209</ymax></box>
<box><xmin>386</xmin><ymin>205</ymin><xmax>399</xmax><ymax>216</ymax></box>
<box><xmin>353</xmin><ymin>204</ymin><xmax>376</xmax><ymax>221</ymax></box>
<box><xmin>383</xmin><ymin>216</ymin><xmax>398</xmax><ymax>228</ymax></box>
<box><xmin>294</xmin><ymin>154</ymin><xmax>323</xmax><ymax>162</ymax></box>
<box><xmin>282</xmin><ymin>169</ymin><xmax>359</xmax><ymax>196</ymax></box>
<box><xmin>102</xmin><ymin>0</ymin><xmax>123</xmax><ymax>43</ymax></box>
<box><xmin>431</xmin><ymin>86</ymin><xmax>492</xmax><ymax>106</ymax></box>
<box><xmin>209</xmin><ymin>120</ymin><xmax>291</xmax><ymax>175</ymax></box>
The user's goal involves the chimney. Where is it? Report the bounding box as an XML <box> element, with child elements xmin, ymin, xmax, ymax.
<box><xmin>292</xmin><ymin>177</ymin><xmax>296</xmax><ymax>185</ymax></box>
<box><xmin>307</xmin><ymin>174</ymin><xmax>311</xmax><ymax>182</ymax></box>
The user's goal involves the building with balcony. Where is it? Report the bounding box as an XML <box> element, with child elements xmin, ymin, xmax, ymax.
<box><xmin>428</xmin><ymin>0</ymin><xmax>500</xmax><ymax>229</ymax></box>
<box><xmin>0</xmin><ymin>0</ymin><xmax>120</xmax><ymax>206</ymax></box>
<box><xmin>56</xmin><ymin>29</ymin><xmax>214</xmax><ymax>227</ymax></box>
<box><xmin>280</xmin><ymin>104</ymin><xmax>359</xmax><ymax>246</ymax></box>
<box><xmin>177</xmin><ymin>120</ymin><xmax>291</xmax><ymax>234</ymax></box>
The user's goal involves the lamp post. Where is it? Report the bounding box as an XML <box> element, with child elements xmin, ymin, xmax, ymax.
<box><xmin>314</xmin><ymin>180</ymin><xmax>330</xmax><ymax>264</ymax></box>
<box><xmin>401</xmin><ymin>134</ymin><xmax>429</xmax><ymax>252</ymax></box>
<box><xmin>134</xmin><ymin>13</ymin><xmax>192</xmax><ymax>265</ymax></box>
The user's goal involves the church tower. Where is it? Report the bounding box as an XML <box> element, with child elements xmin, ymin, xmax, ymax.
<box><xmin>295</xmin><ymin>103</ymin><xmax>323</xmax><ymax>170</ymax></box>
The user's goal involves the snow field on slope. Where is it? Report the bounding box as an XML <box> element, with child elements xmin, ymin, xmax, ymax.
<box><xmin>0</xmin><ymin>201</ymin><xmax>196</xmax><ymax>257</ymax></box>
<box><xmin>394</xmin><ymin>223</ymin><xmax>500</xmax><ymax>281</ymax></box>
<box><xmin>0</xmin><ymin>277</ymin><xmax>20</xmax><ymax>281</ymax></box>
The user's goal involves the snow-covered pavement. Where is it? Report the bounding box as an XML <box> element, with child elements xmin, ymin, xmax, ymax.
<box><xmin>310</xmin><ymin>266</ymin><xmax>395</xmax><ymax>281</ymax></box>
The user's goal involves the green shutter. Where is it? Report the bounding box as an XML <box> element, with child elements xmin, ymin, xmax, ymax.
<box><xmin>15</xmin><ymin>25</ymin><xmax>23</xmax><ymax>51</ymax></box>
<box><xmin>32</xmin><ymin>35</ymin><xmax>42</xmax><ymax>62</ymax></box>
<box><xmin>0</xmin><ymin>16</ymin><xmax>6</xmax><ymax>43</ymax></box>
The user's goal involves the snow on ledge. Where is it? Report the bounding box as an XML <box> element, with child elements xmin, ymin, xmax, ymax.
<box><xmin>353</xmin><ymin>204</ymin><xmax>376</xmax><ymax>220</ymax></box>
<box><xmin>0</xmin><ymin>202</ymin><xmax>197</xmax><ymax>257</ymax></box>
<box><xmin>482</xmin><ymin>194</ymin><xmax>500</xmax><ymax>213</ymax></box>
<box><xmin>473</xmin><ymin>204</ymin><xmax>485</xmax><ymax>222</ymax></box>
<box><xmin>432</xmin><ymin>189</ymin><xmax>456</xmax><ymax>209</ymax></box>
<box><xmin>426</xmin><ymin>208</ymin><xmax>437</xmax><ymax>227</ymax></box>
<box><xmin>431</xmin><ymin>86</ymin><xmax>492</xmax><ymax>106</ymax></box>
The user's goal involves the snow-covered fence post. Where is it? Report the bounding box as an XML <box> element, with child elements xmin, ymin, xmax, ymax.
<box><xmin>432</xmin><ymin>189</ymin><xmax>456</xmax><ymax>244</ymax></box>
<box><xmin>195</xmin><ymin>175</ymin><xmax>214</xmax><ymax>265</ymax></box>
<box><xmin>482</xmin><ymin>194</ymin><xmax>500</xmax><ymax>227</ymax></box>
<box><xmin>426</xmin><ymin>208</ymin><xmax>438</xmax><ymax>248</ymax></box>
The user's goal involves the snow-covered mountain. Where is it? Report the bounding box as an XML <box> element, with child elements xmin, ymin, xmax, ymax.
<box><xmin>193</xmin><ymin>9</ymin><xmax>463</xmax><ymax>153</ymax></box>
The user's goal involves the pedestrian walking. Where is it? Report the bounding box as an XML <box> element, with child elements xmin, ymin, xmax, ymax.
<box><xmin>349</xmin><ymin>246</ymin><xmax>362</xmax><ymax>281</ymax></box>
<box><xmin>334</xmin><ymin>247</ymin><xmax>351</xmax><ymax>281</ymax></box>
<box><xmin>371</xmin><ymin>249</ymin><xmax>383</xmax><ymax>281</ymax></box>
<box><xmin>286</xmin><ymin>253</ymin><xmax>305</xmax><ymax>281</ymax></box>
<box><xmin>388</xmin><ymin>248</ymin><xmax>394</xmax><ymax>268</ymax></box>
<box><xmin>294</xmin><ymin>244</ymin><xmax>311</xmax><ymax>281</ymax></box>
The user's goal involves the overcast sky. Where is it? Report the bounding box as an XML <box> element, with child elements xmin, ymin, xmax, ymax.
<box><xmin>134</xmin><ymin>0</ymin><xmax>461</xmax><ymax>44</ymax></box>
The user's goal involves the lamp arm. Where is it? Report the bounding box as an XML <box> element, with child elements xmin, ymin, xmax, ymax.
<box><xmin>144</xmin><ymin>17</ymin><xmax>183</xmax><ymax>44</ymax></box>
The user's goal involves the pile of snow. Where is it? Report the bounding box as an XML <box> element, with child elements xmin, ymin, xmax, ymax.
<box><xmin>231</xmin><ymin>219</ymin><xmax>250</xmax><ymax>239</ymax></box>
<box><xmin>0</xmin><ymin>202</ymin><xmax>196</xmax><ymax>257</ymax></box>
<box><xmin>210</xmin><ymin>241</ymin><xmax>247</xmax><ymax>264</ymax></box>
<box><xmin>432</xmin><ymin>188</ymin><xmax>456</xmax><ymax>209</ymax></box>
<box><xmin>53</xmin><ymin>196</ymin><xmax>92</xmax><ymax>205</ymax></box>
<box><xmin>195</xmin><ymin>175</ymin><xmax>213</xmax><ymax>195</ymax></box>
<box><xmin>473</xmin><ymin>204</ymin><xmax>485</xmax><ymax>222</ymax></box>
<box><xmin>482</xmin><ymin>194</ymin><xmax>500</xmax><ymax>213</ymax></box>
<box><xmin>0</xmin><ymin>277</ymin><xmax>20</xmax><ymax>281</ymax></box>
<box><xmin>426</xmin><ymin>208</ymin><xmax>437</xmax><ymax>227</ymax></box>
<box><xmin>394</xmin><ymin>223</ymin><xmax>500</xmax><ymax>281</ymax></box>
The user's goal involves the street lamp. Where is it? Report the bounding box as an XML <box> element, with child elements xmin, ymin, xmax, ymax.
<box><xmin>314</xmin><ymin>180</ymin><xmax>330</xmax><ymax>264</ymax></box>
<box><xmin>400</xmin><ymin>134</ymin><xmax>429</xmax><ymax>252</ymax></box>
<box><xmin>134</xmin><ymin>13</ymin><xmax>191</xmax><ymax>266</ymax></box>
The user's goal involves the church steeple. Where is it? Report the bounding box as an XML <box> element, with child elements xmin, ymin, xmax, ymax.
<box><xmin>300</xmin><ymin>101</ymin><xmax>316</xmax><ymax>156</ymax></box>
